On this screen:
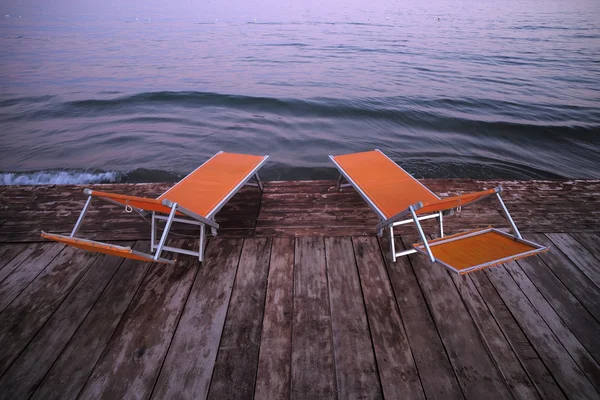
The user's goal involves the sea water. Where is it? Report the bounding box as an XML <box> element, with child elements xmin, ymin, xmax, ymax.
<box><xmin>1</xmin><ymin>0</ymin><xmax>599</xmax><ymax>184</ymax></box>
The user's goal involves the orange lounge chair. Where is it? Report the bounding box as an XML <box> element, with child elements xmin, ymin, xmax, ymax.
<box><xmin>329</xmin><ymin>149</ymin><xmax>548</xmax><ymax>274</ymax></box>
<box><xmin>42</xmin><ymin>151</ymin><xmax>269</xmax><ymax>264</ymax></box>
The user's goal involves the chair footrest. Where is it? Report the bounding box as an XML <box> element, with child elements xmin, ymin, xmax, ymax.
<box><xmin>41</xmin><ymin>232</ymin><xmax>173</xmax><ymax>264</ymax></box>
<box><xmin>413</xmin><ymin>227</ymin><xmax>548</xmax><ymax>275</ymax></box>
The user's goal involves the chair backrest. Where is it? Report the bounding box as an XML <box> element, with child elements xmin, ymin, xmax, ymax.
<box><xmin>331</xmin><ymin>150</ymin><xmax>439</xmax><ymax>219</ymax></box>
<box><xmin>158</xmin><ymin>152</ymin><xmax>267</xmax><ymax>218</ymax></box>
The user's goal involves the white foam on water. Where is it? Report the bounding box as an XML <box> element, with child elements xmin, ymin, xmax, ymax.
<box><xmin>0</xmin><ymin>170</ymin><xmax>120</xmax><ymax>185</ymax></box>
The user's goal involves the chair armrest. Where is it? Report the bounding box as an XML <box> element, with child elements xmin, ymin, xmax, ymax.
<box><xmin>84</xmin><ymin>188</ymin><xmax>161</xmax><ymax>204</ymax></box>
<box><xmin>83</xmin><ymin>188</ymin><xmax>172</xmax><ymax>213</ymax></box>
<box><xmin>418</xmin><ymin>187</ymin><xmax>501</xmax><ymax>214</ymax></box>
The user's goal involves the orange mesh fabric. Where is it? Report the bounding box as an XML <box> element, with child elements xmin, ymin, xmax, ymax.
<box><xmin>414</xmin><ymin>229</ymin><xmax>547</xmax><ymax>274</ymax></box>
<box><xmin>89</xmin><ymin>190</ymin><xmax>173</xmax><ymax>214</ymax></box>
<box><xmin>159</xmin><ymin>152</ymin><xmax>265</xmax><ymax>217</ymax></box>
<box><xmin>332</xmin><ymin>150</ymin><xmax>439</xmax><ymax>218</ymax></box>
<box><xmin>41</xmin><ymin>232</ymin><xmax>169</xmax><ymax>263</ymax></box>
<box><xmin>418</xmin><ymin>188</ymin><xmax>497</xmax><ymax>214</ymax></box>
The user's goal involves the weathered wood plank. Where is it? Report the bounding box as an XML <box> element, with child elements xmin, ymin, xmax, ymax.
<box><xmin>0</xmin><ymin>244</ymin><xmax>27</xmax><ymax>271</ymax></box>
<box><xmin>2</xmin><ymin>179</ymin><xmax>600</xmax><ymax>242</ymax></box>
<box><xmin>401</xmin><ymin>236</ymin><xmax>512</xmax><ymax>400</ymax></box>
<box><xmin>77</xmin><ymin>240</ymin><xmax>196</xmax><ymax>400</ymax></box>
<box><xmin>546</xmin><ymin>233</ymin><xmax>600</xmax><ymax>290</ymax></box>
<box><xmin>291</xmin><ymin>237</ymin><xmax>337</xmax><ymax>399</ymax></box>
<box><xmin>150</xmin><ymin>238</ymin><xmax>244</xmax><ymax>400</ymax></box>
<box><xmin>380</xmin><ymin>238</ymin><xmax>463</xmax><ymax>400</ymax></box>
<box><xmin>0</xmin><ymin>245</ymin><xmax>131</xmax><ymax>399</ymax></box>
<box><xmin>352</xmin><ymin>236</ymin><xmax>425</xmax><ymax>400</ymax></box>
<box><xmin>257</xmin><ymin>210</ymin><xmax>377</xmax><ymax>223</ymax></box>
<box><xmin>255</xmin><ymin>226</ymin><xmax>374</xmax><ymax>238</ymax></box>
<box><xmin>469</xmin><ymin>271</ymin><xmax>566</xmax><ymax>399</ymax></box>
<box><xmin>571</xmin><ymin>233</ymin><xmax>600</xmax><ymax>261</ymax></box>
<box><xmin>504</xmin><ymin>260</ymin><xmax>600</xmax><ymax>391</ymax></box>
<box><xmin>207</xmin><ymin>238</ymin><xmax>272</xmax><ymax>399</ymax></box>
<box><xmin>0</xmin><ymin>243</ymin><xmax>63</xmax><ymax>312</ymax></box>
<box><xmin>0</xmin><ymin>227</ymin><xmax>255</xmax><ymax>243</ymax></box>
<box><xmin>31</xmin><ymin>241</ymin><xmax>153</xmax><ymax>400</ymax></box>
<box><xmin>449</xmin><ymin>272</ymin><xmax>539</xmax><ymax>400</ymax></box>
<box><xmin>0</xmin><ymin>243</ymin><xmax>47</xmax><ymax>284</ymax></box>
<box><xmin>528</xmin><ymin>234</ymin><xmax>600</xmax><ymax>322</ymax></box>
<box><xmin>0</xmin><ymin>246</ymin><xmax>99</xmax><ymax>376</ymax></box>
<box><xmin>517</xmin><ymin>254</ymin><xmax>600</xmax><ymax>363</ymax></box>
<box><xmin>485</xmin><ymin>265</ymin><xmax>599</xmax><ymax>399</ymax></box>
<box><xmin>324</xmin><ymin>236</ymin><xmax>382</xmax><ymax>399</ymax></box>
<box><xmin>254</xmin><ymin>237</ymin><xmax>294</xmax><ymax>399</ymax></box>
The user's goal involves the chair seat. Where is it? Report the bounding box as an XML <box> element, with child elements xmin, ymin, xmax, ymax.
<box><xmin>413</xmin><ymin>228</ymin><xmax>549</xmax><ymax>275</ymax></box>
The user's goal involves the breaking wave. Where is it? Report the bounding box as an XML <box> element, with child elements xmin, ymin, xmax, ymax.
<box><xmin>0</xmin><ymin>170</ymin><xmax>120</xmax><ymax>185</ymax></box>
<box><xmin>0</xmin><ymin>168</ymin><xmax>185</xmax><ymax>185</ymax></box>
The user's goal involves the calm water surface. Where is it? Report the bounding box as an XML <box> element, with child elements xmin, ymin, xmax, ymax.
<box><xmin>1</xmin><ymin>0</ymin><xmax>599</xmax><ymax>184</ymax></box>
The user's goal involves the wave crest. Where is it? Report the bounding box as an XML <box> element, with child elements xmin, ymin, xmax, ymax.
<box><xmin>0</xmin><ymin>170</ymin><xmax>120</xmax><ymax>185</ymax></box>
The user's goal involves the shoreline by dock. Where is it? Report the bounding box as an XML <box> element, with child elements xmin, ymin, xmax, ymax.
<box><xmin>1</xmin><ymin>179</ymin><xmax>599</xmax><ymax>243</ymax></box>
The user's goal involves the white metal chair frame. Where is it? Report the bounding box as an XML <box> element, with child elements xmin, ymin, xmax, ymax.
<box><xmin>69</xmin><ymin>153</ymin><xmax>269</xmax><ymax>264</ymax></box>
<box><xmin>331</xmin><ymin>154</ymin><xmax>522</xmax><ymax>263</ymax></box>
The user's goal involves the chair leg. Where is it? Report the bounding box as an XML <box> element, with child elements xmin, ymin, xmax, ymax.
<box><xmin>199</xmin><ymin>224</ymin><xmax>206</xmax><ymax>261</ymax></box>
<box><xmin>439</xmin><ymin>211</ymin><xmax>444</xmax><ymax>238</ymax></box>
<box><xmin>410</xmin><ymin>206</ymin><xmax>435</xmax><ymax>263</ymax></box>
<box><xmin>336</xmin><ymin>174</ymin><xmax>343</xmax><ymax>191</ymax></box>
<box><xmin>151</xmin><ymin>211</ymin><xmax>156</xmax><ymax>252</ymax></box>
<box><xmin>255</xmin><ymin>172</ymin><xmax>264</xmax><ymax>191</ymax></box>
<box><xmin>70</xmin><ymin>195</ymin><xmax>93</xmax><ymax>237</ymax></box>
<box><xmin>496</xmin><ymin>193</ymin><xmax>522</xmax><ymax>239</ymax></box>
<box><xmin>154</xmin><ymin>203</ymin><xmax>177</xmax><ymax>261</ymax></box>
<box><xmin>389</xmin><ymin>226</ymin><xmax>396</xmax><ymax>262</ymax></box>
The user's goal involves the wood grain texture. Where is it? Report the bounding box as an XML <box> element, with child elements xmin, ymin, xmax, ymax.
<box><xmin>150</xmin><ymin>238</ymin><xmax>244</xmax><ymax>400</ymax></box>
<box><xmin>2</xmin><ymin>179</ymin><xmax>599</xmax><ymax>242</ymax></box>
<box><xmin>517</xmin><ymin>254</ymin><xmax>600</xmax><ymax>363</ymax></box>
<box><xmin>486</xmin><ymin>265</ymin><xmax>599</xmax><ymax>399</ymax></box>
<box><xmin>291</xmin><ymin>237</ymin><xmax>337</xmax><ymax>399</ymax></box>
<box><xmin>0</xmin><ymin>243</ymin><xmax>27</xmax><ymax>273</ymax></box>
<box><xmin>380</xmin><ymin>237</ymin><xmax>464</xmax><ymax>400</ymax></box>
<box><xmin>0</xmin><ymin>242</ymin><xmax>46</xmax><ymax>284</ymax></box>
<box><xmin>402</xmin><ymin>235</ymin><xmax>512</xmax><ymax>400</ymax></box>
<box><xmin>324</xmin><ymin>236</ymin><xmax>382</xmax><ymax>399</ymax></box>
<box><xmin>207</xmin><ymin>238</ymin><xmax>272</xmax><ymax>400</ymax></box>
<box><xmin>0</xmin><ymin>246</ymin><xmax>99</xmax><ymax>377</ymax></box>
<box><xmin>31</xmin><ymin>241</ymin><xmax>153</xmax><ymax>400</ymax></box>
<box><xmin>0</xmin><ymin>180</ymin><xmax>599</xmax><ymax>399</ymax></box>
<box><xmin>0</xmin><ymin>246</ymin><xmax>129</xmax><ymax>399</ymax></box>
<box><xmin>450</xmin><ymin>272</ymin><xmax>539</xmax><ymax>400</ymax></box>
<box><xmin>77</xmin><ymin>240</ymin><xmax>196</xmax><ymax>400</ymax></box>
<box><xmin>546</xmin><ymin>233</ymin><xmax>600</xmax><ymax>290</ymax></box>
<box><xmin>0</xmin><ymin>243</ymin><xmax>63</xmax><ymax>312</ymax></box>
<box><xmin>469</xmin><ymin>270</ymin><xmax>566</xmax><ymax>400</ymax></box>
<box><xmin>504</xmin><ymin>260</ymin><xmax>600</xmax><ymax>392</ymax></box>
<box><xmin>254</xmin><ymin>237</ymin><xmax>294</xmax><ymax>400</ymax></box>
<box><xmin>528</xmin><ymin>234</ymin><xmax>600</xmax><ymax>322</ymax></box>
<box><xmin>571</xmin><ymin>233</ymin><xmax>600</xmax><ymax>261</ymax></box>
<box><xmin>352</xmin><ymin>236</ymin><xmax>425</xmax><ymax>400</ymax></box>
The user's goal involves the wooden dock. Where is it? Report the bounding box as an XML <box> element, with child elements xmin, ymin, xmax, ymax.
<box><xmin>0</xmin><ymin>179</ymin><xmax>599</xmax><ymax>399</ymax></box>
